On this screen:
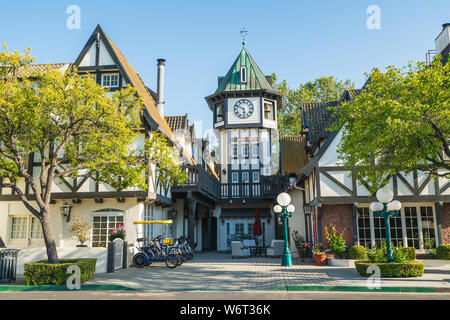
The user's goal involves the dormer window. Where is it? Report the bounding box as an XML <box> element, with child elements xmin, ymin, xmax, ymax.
<box><xmin>240</xmin><ymin>66</ymin><xmax>247</xmax><ymax>83</ymax></box>
<box><xmin>101</xmin><ymin>73</ymin><xmax>119</xmax><ymax>88</ymax></box>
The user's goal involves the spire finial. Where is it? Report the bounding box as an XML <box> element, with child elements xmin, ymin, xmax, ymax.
<box><xmin>240</xmin><ymin>28</ymin><xmax>247</xmax><ymax>47</ymax></box>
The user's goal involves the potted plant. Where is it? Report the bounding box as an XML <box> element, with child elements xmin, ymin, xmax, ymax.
<box><xmin>109</xmin><ymin>223</ymin><xmax>126</xmax><ymax>242</ymax></box>
<box><xmin>325</xmin><ymin>225</ymin><xmax>347</xmax><ymax>259</ymax></box>
<box><xmin>68</xmin><ymin>216</ymin><xmax>92</xmax><ymax>247</ymax></box>
<box><xmin>313</xmin><ymin>246</ymin><xmax>327</xmax><ymax>266</ymax></box>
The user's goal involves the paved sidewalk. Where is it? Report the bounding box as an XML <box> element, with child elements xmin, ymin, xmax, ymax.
<box><xmin>3</xmin><ymin>252</ymin><xmax>449</xmax><ymax>292</ymax></box>
<box><xmin>89</xmin><ymin>252</ymin><xmax>339</xmax><ymax>291</ymax></box>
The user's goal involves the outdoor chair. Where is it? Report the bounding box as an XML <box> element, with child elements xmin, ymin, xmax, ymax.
<box><xmin>266</xmin><ymin>240</ymin><xmax>284</xmax><ymax>257</ymax></box>
<box><xmin>231</xmin><ymin>241</ymin><xmax>250</xmax><ymax>258</ymax></box>
<box><xmin>242</xmin><ymin>239</ymin><xmax>256</xmax><ymax>248</ymax></box>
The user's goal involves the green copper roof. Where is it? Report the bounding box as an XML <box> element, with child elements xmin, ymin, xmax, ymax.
<box><xmin>216</xmin><ymin>47</ymin><xmax>273</xmax><ymax>93</ymax></box>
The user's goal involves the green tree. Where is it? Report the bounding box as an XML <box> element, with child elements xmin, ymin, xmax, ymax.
<box><xmin>332</xmin><ymin>56</ymin><xmax>450</xmax><ymax>193</ymax></box>
<box><xmin>0</xmin><ymin>45</ymin><xmax>186</xmax><ymax>263</ymax></box>
<box><xmin>272</xmin><ymin>74</ymin><xmax>354</xmax><ymax>136</ymax></box>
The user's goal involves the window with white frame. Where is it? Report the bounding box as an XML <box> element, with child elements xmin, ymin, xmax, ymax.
<box><xmin>101</xmin><ymin>74</ymin><xmax>119</xmax><ymax>88</ymax></box>
<box><xmin>235</xmin><ymin>223</ymin><xmax>244</xmax><ymax>235</ymax></box>
<box><xmin>404</xmin><ymin>207</ymin><xmax>420</xmax><ymax>249</ymax></box>
<box><xmin>10</xmin><ymin>217</ymin><xmax>27</xmax><ymax>239</ymax></box>
<box><xmin>252</xmin><ymin>144</ymin><xmax>259</xmax><ymax>157</ymax></box>
<box><xmin>242</xmin><ymin>171</ymin><xmax>249</xmax><ymax>183</ymax></box>
<box><xmin>232</xmin><ymin>146</ymin><xmax>238</xmax><ymax>158</ymax></box>
<box><xmin>231</xmin><ymin>172</ymin><xmax>239</xmax><ymax>183</ymax></box>
<box><xmin>358</xmin><ymin>204</ymin><xmax>437</xmax><ymax>250</ymax></box>
<box><xmin>252</xmin><ymin>171</ymin><xmax>260</xmax><ymax>183</ymax></box>
<box><xmin>420</xmin><ymin>206</ymin><xmax>436</xmax><ymax>249</ymax></box>
<box><xmin>242</xmin><ymin>144</ymin><xmax>249</xmax><ymax>158</ymax></box>
<box><xmin>10</xmin><ymin>216</ymin><xmax>43</xmax><ymax>240</ymax></box>
<box><xmin>92</xmin><ymin>214</ymin><xmax>124</xmax><ymax>247</ymax></box>
<box><xmin>247</xmin><ymin>223</ymin><xmax>254</xmax><ymax>235</ymax></box>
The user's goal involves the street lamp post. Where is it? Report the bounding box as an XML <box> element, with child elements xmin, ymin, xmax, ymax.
<box><xmin>274</xmin><ymin>192</ymin><xmax>295</xmax><ymax>267</ymax></box>
<box><xmin>370</xmin><ymin>187</ymin><xmax>402</xmax><ymax>263</ymax></box>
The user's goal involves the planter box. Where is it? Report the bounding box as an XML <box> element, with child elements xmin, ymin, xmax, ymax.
<box><xmin>328</xmin><ymin>258</ymin><xmax>355</xmax><ymax>267</ymax></box>
<box><xmin>417</xmin><ymin>259</ymin><xmax>450</xmax><ymax>268</ymax></box>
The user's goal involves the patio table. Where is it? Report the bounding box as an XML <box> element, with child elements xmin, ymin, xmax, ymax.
<box><xmin>249</xmin><ymin>245</ymin><xmax>268</xmax><ymax>257</ymax></box>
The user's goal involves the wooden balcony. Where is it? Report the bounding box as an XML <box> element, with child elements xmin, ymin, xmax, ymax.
<box><xmin>172</xmin><ymin>165</ymin><xmax>289</xmax><ymax>202</ymax></box>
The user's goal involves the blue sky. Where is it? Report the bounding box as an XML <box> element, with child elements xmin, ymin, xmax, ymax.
<box><xmin>1</xmin><ymin>0</ymin><xmax>449</xmax><ymax>133</ymax></box>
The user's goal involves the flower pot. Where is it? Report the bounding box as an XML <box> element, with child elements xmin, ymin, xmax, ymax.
<box><xmin>314</xmin><ymin>253</ymin><xmax>327</xmax><ymax>266</ymax></box>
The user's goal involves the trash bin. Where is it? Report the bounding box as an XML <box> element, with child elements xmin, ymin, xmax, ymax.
<box><xmin>0</xmin><ymin>249</ymin><xmax>21</xmax><ymax>283</ymax></box>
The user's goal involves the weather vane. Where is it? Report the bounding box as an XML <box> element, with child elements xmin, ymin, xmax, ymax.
<box><xmin>240</xmin><ymin>28</ymin><xmax>247</xmax><ymax>47</ymax></box>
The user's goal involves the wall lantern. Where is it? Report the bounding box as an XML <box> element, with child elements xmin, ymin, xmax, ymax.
<box><xmin>60</xmin><ymin>202</ymin><xmax>72</xmax><ymax>222</ymax></box>
<box><xmin>221</xmin><ymin>218</ymin><xmax>225</xmax><ymax>225</ymax></box>
<box><xmin>303</xmin><ymin>205</ymin><xmax>313</xmax><ymax>216</ymax></box>
<box><xmin>222</xmin><ymin>169</ymin><xmax>227</xmax><ymax>175</ymax></box>
<box><xmin>168</xmin><ymin>210</ymin><xmax>178</xmax><ymax>220</ymax></box>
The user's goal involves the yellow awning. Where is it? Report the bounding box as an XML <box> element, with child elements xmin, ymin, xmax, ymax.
<box><xmin>133</xmin><ymin>220</ymin><xmax>173</xmax><ymax>224</ymax></box>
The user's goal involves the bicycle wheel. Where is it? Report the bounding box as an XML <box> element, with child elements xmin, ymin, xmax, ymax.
<box><xmin>132</xmin><ymin>253</ymin><xmax>148</xmax><ymax>268</ymax></box>
<box><xmin>165</xmin><ymin>254</ymin><xmax>178</xmax><ymax>269</ymax></box>
<box><xmin>176</xmin><ymin>254</ymin><xmax>184</xmax><ymax>266</ymax></box>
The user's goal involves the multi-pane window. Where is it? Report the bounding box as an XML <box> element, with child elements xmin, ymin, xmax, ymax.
<box><xmin>242</xmin><ymin>172</ymin><xmax>249</xmax><ymax>183</ymax></box>
<box><xmin>404</xmin><ymin>207</ymin><xmax>420</xmax><ymax>249</ymax></box>
<box><xmin>252</xmin><ymin>171</ymin><xmax>260</xmax><ymax>183</ymax></box>
<box><xmin>215</xmin><ymin>104</ymin><xmax>224</xmax><ymax>122</ymax></box>
<box><xmin>247</xmin><ymin>223</ymin><xmax>254</xmax><ymax>235</ymax></box>
<box><xmin>263</xmin><ymin>100</ymin><xmax>275</xmax><ymax>120</ymax></box>
<box><xmin>373</xmin><ymin>216</ymin><xmax>386</xmax><ymax>248</ymax></box>
<box><xmin>420</xmin><ymin>206</ymin><xmax>436</xmax><ymax>249</ymax></box>
<box><xmin>10</xmin><ymin>217</ymin><xmax>27</xmax><ymax>239</ymax></box>
<box><xmin>231</xmin><ymin>172</ymin><xmax>239</xmax><ymax>183</ymax></box>
<box><xmin>235</xmin><ymin>223</ymin><xmax>244</xmax><ymax>235</ymax></box>
<box><xmin>30</xmin><ymin>217</ymin><xmax>43</xmax><ymax>239</ymax></box>
<box><xmin>252</xmin><ymin>144</ymin><xmax>259</xmax><ymax>157</ymax></box>
<box><xmin>92</xmin><ymin>215</ymin><xmax>124</xmax><ymax>247</ymax></box>
<box><xmin>101</xmin><ymin>74</ymin><xmax>119</xmax><ymax>88</ymax></box>
<box><xmin>242</xmin><ymin>144</ymin><xmax>249</xmax><ymax>158</ymax></box>
<box><xmin>232</xmin><ymin>146</ymin><xmax>238</xmax><ymax>158</ymax></box>
<box><xmin>357</xmin><ymin>208</ymin><xmax>371</xmax><ymax>247</ymax></box>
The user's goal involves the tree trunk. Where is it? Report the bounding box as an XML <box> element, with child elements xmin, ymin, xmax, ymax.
<box><xmin>40</xmin><ymin>211</ymin><xmax>59</xmax><ymax>264</ymax></box>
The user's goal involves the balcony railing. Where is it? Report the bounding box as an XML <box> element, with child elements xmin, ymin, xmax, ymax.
<box><xmin>220</xmin><ymin>175</ymin><xmax>290</xmax><ymax>200</ymax></box>
<box><xmin>172</xmin><ymin>165</ymin><xmax>290</xmax><ymax>201</ymax></box>
<box><xmin>172</xmin><ymin>165</ymin><xmax>221</xmax><ymax>200</ymax></box>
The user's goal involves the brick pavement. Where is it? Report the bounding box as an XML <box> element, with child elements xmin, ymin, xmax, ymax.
<box><xmin>89</xmin><ymin>252</ymin><xmax>339</xmax><ymax>291</ymax></box>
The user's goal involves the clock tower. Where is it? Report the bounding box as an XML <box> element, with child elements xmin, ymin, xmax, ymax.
<box><xmin>205</xmin><ymin>41</ymin><xmax>284</xmax><ymax>251</ymax></box>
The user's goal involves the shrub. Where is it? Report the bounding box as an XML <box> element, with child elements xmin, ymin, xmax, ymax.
<box><xmin>24</xmin><ymin>258</ymin><xmax>96</xmax><ymax>285</ymax></box>
<box><xmin>349</xmin><ymin>245</ymin><xmax>368</xmax><ymax>260</ymax></box>
<box><xmin>397</xmin><ymin>247</ymin><xmax>416</xmax><ymax>261</ymax></box>
<box><xmin>355</xmin><ymin>260</ymin><xmax>425</xmax><ymax>278</ymax></box>
<box><xmin>436</xmin><ymin>244</ymin><xmax>450</xmax><ymax>260</ymax></box>
<box><xmin>324</xmin><ymin>224</ymin><xmax>347</xmax><ymax>258</ymax></box>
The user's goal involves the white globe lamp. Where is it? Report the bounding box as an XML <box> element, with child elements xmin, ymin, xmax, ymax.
<box><xmin>277</xmin><ymin>193</ymin><xmax>291</xmax><ymax>207</ymax></box>
<box><xmin>388</xmin><ymin>200</ymin><xmax>402</xmax><ymax>211</ymax></box>
<box><xmin>376</xmin><ymin>187</ymin><xmax>394</xmax><ymax>203</ymax></box>
<box><xmin>274</xmin><ymin>205</ymin><xmax>282</xmax><ymax>213</ymax></box>
<box><xmin>370</xmin><ymin>202</ymin><xmax>384</xmax><ymax>212</ymax></box>
<box><xmin>287</xmin><ymin>204</ymin><xmax>295</xmax><ymax>213</ymax></box>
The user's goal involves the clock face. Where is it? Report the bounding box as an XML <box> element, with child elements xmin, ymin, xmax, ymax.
<box><xmin>234</xmin><ymin>99</ymin><xmax>254</xmax><ymax>119</ymax></box>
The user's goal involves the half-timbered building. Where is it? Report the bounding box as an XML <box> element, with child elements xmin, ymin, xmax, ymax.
<box><xmin>297</xmin><ymin>88</ymin><xmax>450</xmax><ymax>251</ymax></box>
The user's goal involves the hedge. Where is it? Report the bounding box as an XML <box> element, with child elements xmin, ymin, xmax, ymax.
<box><xmin>355</xmin><ymin>260</ymin><xmax>424</xmax><ymax>278</ymax></box>
<box><xmin>436</xmin><ymin>244</ymin><xmax>450</xmax><ymax>260</ymax></box>
<box><xmin>24</xmin><ymin>258</ymin><xmax>96</xmax><ymax>285</ymax></box>
<box><xmin>397</xmin><ymin>247</ymin><xmax>416</xmax><ymax>261</ymax></box>
<box><xmin>348</xmin><ymin>246</ymin><xmax>368</xmax><ymax>260</ymax></box>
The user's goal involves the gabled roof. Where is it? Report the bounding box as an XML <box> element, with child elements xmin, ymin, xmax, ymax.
<box><xmin>302</xmin><ymin>100</ymin><xmax>339</xmax><ymax>148</ymax></box>
<box><xmin>10</xmin><ymin>63</ymin><xmax>72</xmax><ymax>78</ymax></box>
<box><xmin>280</xmin><ymin>136</ymin><xmax>309</xmax><ymax>176</ymax></box>
<box><xmin>165</xmin><ymin>114</ymin><xmax>189</xmax><ymax>131</ymax></box>
<box><xmin>216</xmin><ymin>47</ymin><xmax>273</xmax><ymax>93</ymax></box>
<box><xmin>73</xmin><ymin>25</ymin><xmax>175</xmax><ymax>141</ymax></box>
